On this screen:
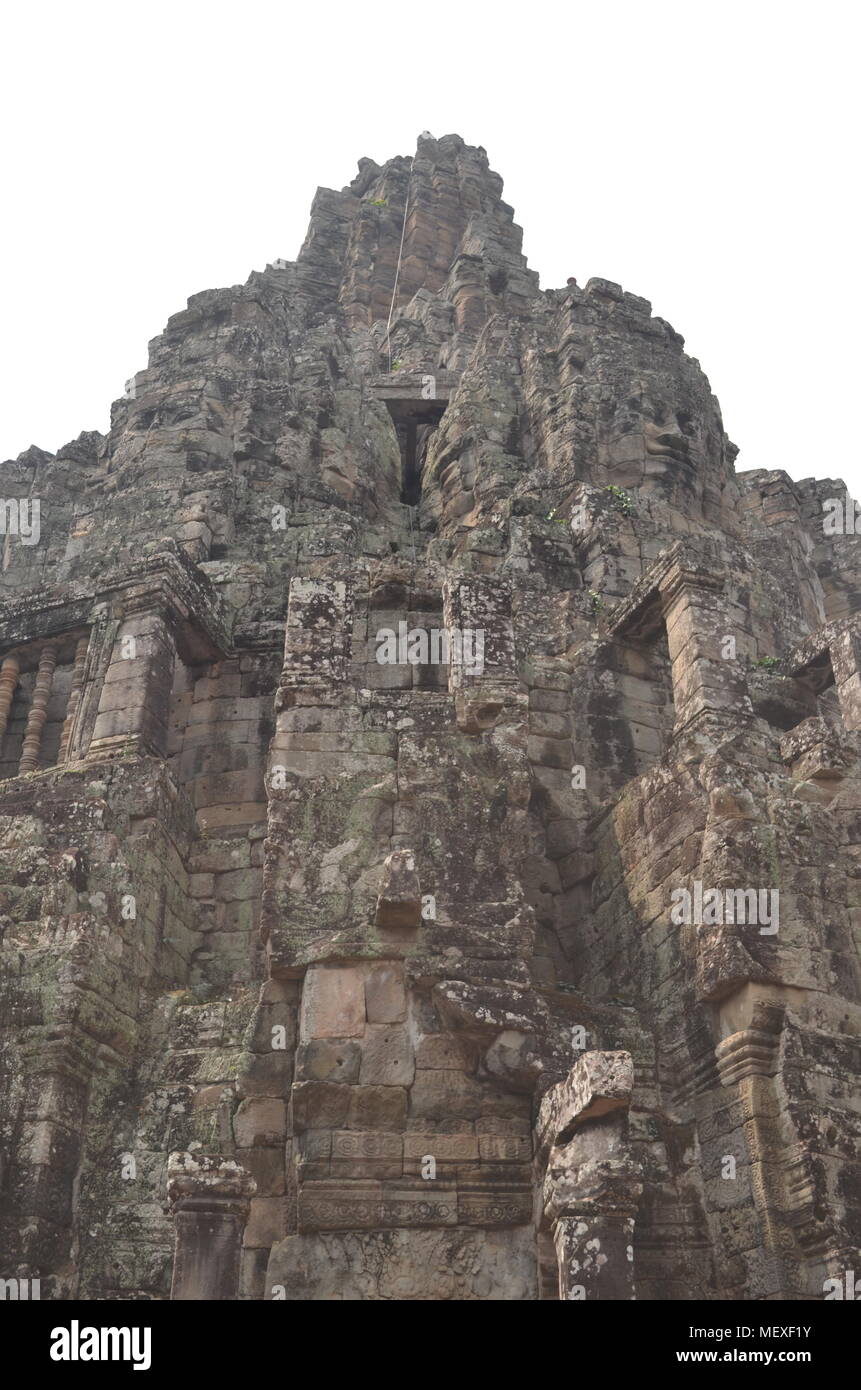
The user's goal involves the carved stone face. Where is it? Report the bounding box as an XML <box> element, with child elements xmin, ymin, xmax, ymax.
<box><xmin>594</xmin><ymin>377</ymin><xmax>735</xmax><ymax>525</ymax></box>
<box><xmin>641</xmin><ymin>399</ymin><xmax>699</xmax><ymax>468</ymax></box>
<box><xmin>606</xmin><ymin>384</ymin><xmax>710</xmax><ymax>475</ymax></box>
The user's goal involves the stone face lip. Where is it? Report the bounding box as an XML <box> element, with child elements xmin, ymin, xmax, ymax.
<box><xmin>538</xmin><ymin>1051</ymin><xmax>634</xmax><ymax>1153</ymax></box>
<box><xmin>374</xmin><ymin>849</ymin><xmax>422</xmax><ymax>929</ymax></box>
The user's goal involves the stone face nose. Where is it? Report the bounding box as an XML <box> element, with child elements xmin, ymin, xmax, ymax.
<box><xmin>374</xmin><ymin>848</ymin><xmax>422</xmax><ymax>930</ymax></box>
<box><xmin>646</xmin><ymin>428</ymin><xmax>691</xmax><ymax>460</ymax></box>
<box><xmin>661</xmin><ymin>432</ymin><xmax>690</xmax><ymax>452</ymax></box>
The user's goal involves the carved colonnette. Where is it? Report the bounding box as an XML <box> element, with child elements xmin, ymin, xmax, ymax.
<box><xmin>167</xmin><ymin>1153</ymin><xmax>255</xmax><ymax>1300</ymax></box>
<box><xmin>536</xmin><ymin>1051</ymin><xmax>640</xmax><ymax>1300</ymax></box>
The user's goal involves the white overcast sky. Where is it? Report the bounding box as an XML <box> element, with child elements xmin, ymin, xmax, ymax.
<box><xmin>2</xmin><ymin>0</ymin><xmax>858</xmax><ymax>496</ymax></box>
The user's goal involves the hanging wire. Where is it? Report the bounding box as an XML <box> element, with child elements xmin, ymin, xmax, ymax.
<box><xmin>385</xmin><ymin>157</ymin><xmax>414</xmax><ymax>374</ymax></box>
<box><xmin>387</xmin><ymin>155</ymin><xmax>417</xmax><ymax>565</ymax></box>
<box><xmin>406</xmin><ymin>500</ymin><xmax>416</xmax><ymax>565</ymax></box>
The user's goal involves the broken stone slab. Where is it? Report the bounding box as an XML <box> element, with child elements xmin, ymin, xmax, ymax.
<box><xmin>432</xmin><ymin>979</ymin><xmax>544</xmax><ymax>1038</ymax></box>
<box><xmin>537</xmin><ymin>1050</ymin><xmax>633</xmax><ymax>1157</ymax></box>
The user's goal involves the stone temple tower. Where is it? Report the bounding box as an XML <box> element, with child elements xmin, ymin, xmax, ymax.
<box><xmin>0</xmin><ymin>133</ymin><xmax>858</xmax><ymax>1301</ymax></box>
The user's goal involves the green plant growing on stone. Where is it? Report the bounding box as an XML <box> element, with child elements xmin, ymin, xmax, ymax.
<box><xmin>754</xmin><ymin>656</ymin><xmax>780</xmax><ymax>669</ymax></box>
<box><xmin>587</xmin><ymin>590</ymin><xmax>604</xmax><ymax>613</ymax></box>
<box><xmin>369</xmin><ymin>198</ymin><xmax>387</xmax><ymax>207</ymax></box>
<box><xmin>604</xmin><ymin>485</ymin><xmax>635</xmax><ymax>516</ymax></box>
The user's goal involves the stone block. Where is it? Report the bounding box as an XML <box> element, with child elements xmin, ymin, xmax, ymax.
<box><xmin>330</xmin><ymin>1131</ymin><xmax>404</xmax><ymax>1179</ymax></box>
<box><xmin>295</xmin><ymin>1039</ymin><xmax>361</xmax><ymax>1084</ymax></box>
<box><xmin>380</xmin><ymin>1183</ymin><xmax>458</xmax><ymax>1227</ymax></box>
<box><xmin>347</xmin><ymin>1085</ymin><xmax>408</xmax><ymax>1131</ymax></box>
<box><xmin>300</xmin><ymin>964</ymin><xmax>367</xmax><ymax>1039</ymax></box>
<box><xmin>359</xmin><ymin>1024</ymin><xmax>415</xmax><ymax>1086</ymax></box>
<box><xmin>245</xmin><ymin>1196</ymin><xmax>287</xmax><ymax>1248</ymax></box>
<box><xmin>291</xmin><ymin>1082</ymin><xmax>352</xmax><ymax>1132</ymax></box>
<box><xmin>233</xmin><ymin>1097</ymin><xmax>287</xmax><ymax>1148</ymax></box>
<box><xmin>365</xmin><ymin>963</ymin><xmax>407</xmax><ymax>1022</ymax></box>
<box><xmin>457</xmin><ymin>1188</ymin><xmax>533</xmax><ymax>1226</ymax></box>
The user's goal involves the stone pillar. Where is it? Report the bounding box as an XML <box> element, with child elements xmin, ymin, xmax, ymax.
<box><xmin>262</xmin><ymin>575</ymin><xmax>359</xmax><ymax>968</ymax></box>
<box><xmin>713</xmin><ymin>994</ymin><xmax>799</xmax><ymax>1297</ymax></box>
<box><xmin>0</xmin><ymin>652</ymin><xmax>20</xmax><ymax>749</ymax></box>
<box><xmin>11</xmin><ymin>1028</ymin><xmax>94</xmax><ymax>1291</ymax></box>
<box><xmin>659</xmin><ymin>553</ymin><xmax>752</xmax><ymax>736</ymax></box>
<box><xmin>537</xmin><ymin>1050</ymin><xmax>641</xmax><ymax>1301</ymax></box>
<box><xmin>89</xmin><ymin>609</ymin><xmax>176</xmax><ymax>758</ymax></box>
<box><xmin>57</xmin><ymin>634</ymin><xmax>90</xmax><ymax>763</ymax></box>
<box><xmin>552</xmin><ymin>1183</ymin><xmax>640</xmax><ymax>1301</ymax></box>
<box><xmin>18</xmin><ymin>643</ymin><xmax>57</xmax><ymax>773</ymax></box>
<box><xmin>167</xmin><ymin>1153</ymin><xmax>256</xmax><ymax>1301</ymax></box>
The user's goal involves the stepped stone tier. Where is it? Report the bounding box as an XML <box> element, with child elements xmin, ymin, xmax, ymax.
<box><xmin>0</xmin><ymin>132</ymin><xmax>859</xmax><ymax>1302</ymax></box>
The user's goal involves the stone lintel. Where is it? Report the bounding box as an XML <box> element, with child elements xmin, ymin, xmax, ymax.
<box><xmin>370</xmin><ymin>370</ymin><xmax>459</xmax><ymax>403</ymax></box>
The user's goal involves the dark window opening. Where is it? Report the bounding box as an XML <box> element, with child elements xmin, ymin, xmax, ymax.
<box><xmin>396</xmin><ymin>410</ymin><xmax>446</xmax><ymax>506</ymax></box>
<box><xmin>374</xmin><ymin>378</ymin><xmax>453</xmax><ymax>508</ymax></box>
<box><xmin>399</xmin><ymin>423</ymin><xmax>421</xmax><ymax>506</ymax></box>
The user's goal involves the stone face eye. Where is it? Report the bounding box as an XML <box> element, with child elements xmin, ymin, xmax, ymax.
<box><xmin>677</xmin><ymin>410</ymin><xmax>694</xmax><ymax>436</ymax></box>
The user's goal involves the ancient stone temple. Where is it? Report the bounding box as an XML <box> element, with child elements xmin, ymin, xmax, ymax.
<box><xmin>0</xmin><ymin>132</ymin><xmax>858</xmax><ymax>1302</ymax></box>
